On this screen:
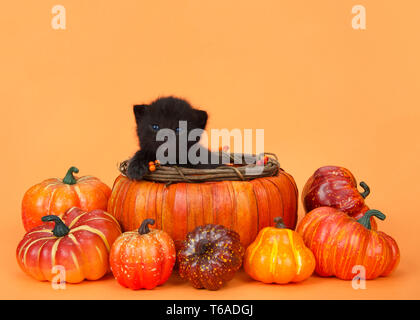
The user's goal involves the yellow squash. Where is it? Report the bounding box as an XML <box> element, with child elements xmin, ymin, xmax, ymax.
<box><xmin>244</xmin><ymin>217</ymin><xmax>315</xmax><ymax>284</ymax></box>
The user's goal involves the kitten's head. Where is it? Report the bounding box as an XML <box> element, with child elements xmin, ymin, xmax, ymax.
<box><xmin>133</xmin><ymin>96</ymin><xmax>208</xmax><ymax>153</ymax></box>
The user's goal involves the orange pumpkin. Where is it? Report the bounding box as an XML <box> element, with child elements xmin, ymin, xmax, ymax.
<box><xmin>296</xmin><ymin>207</ymin><xmax>400</xmax><ymax>280</ymax></box>
<box><xmin>244</xmin><ymin>217</ymin><xmax>315</xmax><ymax>284</ymax></box>
<box><xmin>109</xmin><ymin>219</ymin><xmax>176</xmax><ymax>290</ymax></box>
<box><xmin>16</xmin><ymin>207</ymin><xmax>122</xmax><ymax>283</ymax></box>
<box><xmin>22</xmin><ymin>167</ymin><xmax>112</xmax><ymax>231</ymax></box>
<box><xmin>107</xmin><ymin>171</ymin><xmax>298</xmax><ymax>248</ymax></box>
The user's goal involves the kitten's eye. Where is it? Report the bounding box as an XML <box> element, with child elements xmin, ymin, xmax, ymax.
<box><xmin>175</xmin><ymin>127</ymin><xmax>182</xmax><ymax>134</ymax></box>
<box><xmin>151</xmin><ymin>124</ymin><xmax>160</xmax><ymax>131</ymax></box>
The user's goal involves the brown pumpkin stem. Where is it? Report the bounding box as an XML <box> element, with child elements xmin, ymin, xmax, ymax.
<box><xmin>197</xmin><ymin>239</ymin><xmax>211</xmax><ymax>255</ymax></box>
<box><xmin>63</xmin><ymin>167</ymin><xmax>79</xmax><ymax>185</ymax></box>
<box><xmin>41</xmin><ymin>215</ymin><xmax>70</xmax><ymax>237</ymax></box>
<box><xmin>357</xmin><ymin>210</ymin><xmax>386</xmax><ymax>230</ymax></box>
<box><xmin>274</xmin><ymin>217</ymin><xmax>286</xmax><ymax>229</ymax></box>
<box><xmin>359</xmin><ymin>181</ymin><xmax>370</xmax><ymax>199</ymax></box>
<box><xmin>138</xmin><ymin>218</ymin><xmax>155</xmax><ymax>235</ymax></box>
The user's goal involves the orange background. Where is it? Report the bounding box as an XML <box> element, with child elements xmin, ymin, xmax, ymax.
<box><xmin>1</xmin><ymin>0</ymin><xmax>419</xmax><ymax>299</ymax></box>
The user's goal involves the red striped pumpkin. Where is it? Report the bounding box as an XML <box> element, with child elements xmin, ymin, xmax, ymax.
<box><xmin>16</xmin><ymin>207</ymin><xmax>122</xmax><ymax>283</ymax></box>
<box><xmin>296</xmin><ymin>207</ymin><xmax>400</xmax><ymax>280</ymax></box>
<box><xmin>107</xmin><ymin>171</ymin><xmax>298</xmax><ymax>248</ymax></box>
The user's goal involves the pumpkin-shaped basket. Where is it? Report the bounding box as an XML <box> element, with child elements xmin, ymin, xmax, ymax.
<box><xmin>107</xmin><ymin>153</ymin><xmax>298</xmax><ymax>248</ymax></box>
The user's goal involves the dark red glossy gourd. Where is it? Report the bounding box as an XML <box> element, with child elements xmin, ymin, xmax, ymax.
<box><xmin>177</xmin><ymin>224</ymin><xmax>244</xmax><ymax>290</ymax></box>
<box><xmin>302</xmin><ymin>166</ymin><xmax>377</xmax><ymax>229</ymax></box>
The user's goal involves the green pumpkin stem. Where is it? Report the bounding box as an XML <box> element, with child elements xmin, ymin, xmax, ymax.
<box><xmin>359</xmin><ymin>181</ymin><xmax>370</xmax><ymax>199</ymax></box>
<box><xmin>62</xmin><ymin>167</ymin><xmax>79</xmax><ymax>185</ymax></box>
<box><xmin>197</xmin><ymin>239</ymin><xmax>210</xmax><ymax>255</ymax></box>
<box><xmin>357</xmin><ymin>209</ymin><xmax>386</xmax><ymax>230</ymax></box>
<box><xmin>42</xmin><ymin>215</ymin><xmax>70</xmax><ymax>237</ymax></box>
<box><xmin>274</xmin><ymin>217</ymin><xmax>286</xmax><ymax>229</ymax></box>
<box><xmin>138</xmin><ymin>218</ymin><xmax>155</xmax><ymax>235</ymax></box>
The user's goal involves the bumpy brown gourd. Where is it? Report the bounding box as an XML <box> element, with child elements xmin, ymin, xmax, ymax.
<box><xmin>177</xmin><ymin>224</ymin><xmax>244</xmax><ymax>290</ymax></box>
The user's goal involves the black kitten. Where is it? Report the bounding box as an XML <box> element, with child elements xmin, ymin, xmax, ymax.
<box><xmin>126</xmin><ymin>96</ymin><xmax>223</xmax><ymax>180</ymax></box>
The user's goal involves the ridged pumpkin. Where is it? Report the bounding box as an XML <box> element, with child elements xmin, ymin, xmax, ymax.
<box><xmin>22</xmin><ymin>167</ymin><xmax>111</xmax><ymax>231</ymax></box>
<box><xmin>109</xmin><ymin>218</ymin><xmax>176</xmax><ymax>290</ymax></box>
<box><xmin>296</xmin><ymin>207</ymin><xmax>400</xmax><ymax>280</ymax></box>
<box><xmin>178</xmin><ymin>224</ymin><xmax>244</xmax><ymax>290</ymax></box>
<box><xmin>107</xmin><ymin>171</ymin><xmax>298</xmax><ymax>248</ymax></box>
<box><xmin>16</xmin><ymin>207</ymin><xmax>122</xmax><ymax>283</ymax></box>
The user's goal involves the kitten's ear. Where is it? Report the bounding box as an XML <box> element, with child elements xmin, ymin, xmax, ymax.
<box><xmin>194</xmin><ymin>110</ymin><xmax>208</xmax><ymax>129</ymax></box>
<box><xmin>133</xmin><ymin>104</ymin><xmax>148</xmax><ymax>123</ymax></box>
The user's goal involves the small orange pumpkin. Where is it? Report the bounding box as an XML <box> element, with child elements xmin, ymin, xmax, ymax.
<box><xmin>22</xmin><ymin>167</ymin><xmax>111</xmax><ymax>231</ymax></box>
<box><xmin>109</xmin><ymin>219</ymin><xmax>176</xmax><ymax>290</ymax></box>
<box><xmin>243</xmin><ymin>217</ymin><xmax>315</xmax><ymax>284</ymax></box>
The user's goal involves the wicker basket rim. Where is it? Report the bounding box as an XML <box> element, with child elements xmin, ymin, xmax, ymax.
<box><xmin>118</xmin><ymin>152</ymin><xmax>282</xmax><ymax>184</ymax></box>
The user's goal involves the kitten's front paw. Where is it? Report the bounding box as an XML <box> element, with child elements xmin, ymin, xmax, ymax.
<box><xmin>126</xmin><ymin>161</ymin><xmax>148</xmax><ymax>181</ymax></box>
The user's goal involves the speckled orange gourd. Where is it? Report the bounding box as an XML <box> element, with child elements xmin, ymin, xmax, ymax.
<box><xmin>244</xmin><ymin>217</ymin><xmax>315</xmax><ymax>284</ymax></box>
<box><xmin>177</xmin><ymin>224</ymin><xmax>244</xmax><ymax>290</ymax></box>
<box><xmin>109</xmin><ymin>219</ymin><xmax>176</xmax><ymax>290</ymax></box>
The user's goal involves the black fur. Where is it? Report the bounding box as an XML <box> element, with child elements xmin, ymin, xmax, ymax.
<box><xmin>127</xmin><ymin>96</ymin><xmax>223</xmax><ymax>180</ymax></box>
